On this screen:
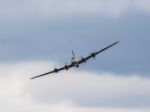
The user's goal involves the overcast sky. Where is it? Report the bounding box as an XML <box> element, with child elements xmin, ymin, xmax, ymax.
<box><xmin>0</xmin><ymin>0</ymin><xmax>150</xmax><ymax>112</ymax></box>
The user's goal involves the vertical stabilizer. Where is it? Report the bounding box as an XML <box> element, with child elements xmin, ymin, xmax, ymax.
<box><xmin>72</xmin><ymin>50</ymin><xmax>75</xmax><ymax>58</ymax></box>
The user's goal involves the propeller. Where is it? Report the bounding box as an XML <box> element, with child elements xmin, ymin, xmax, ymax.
<box><xmin>53</xmin><ymin>66</ymin><xmax>58</xmax><ymax>73</ymax></box>
<box><xmin>64</xmin><ymin>63</ymin><xmax>69</xmax><ymax>70</ymax></box>
<box><xmin>91</xmin><ymin>53</ymin><xmax>96</xmax><ymax>59</ymax></box>
<box><xmin>80</xmin><ymin>56</ymin><xmax>86</xmax><ymax>63</ymax></box>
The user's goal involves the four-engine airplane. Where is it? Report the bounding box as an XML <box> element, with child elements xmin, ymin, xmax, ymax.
<box><xmin>30</xmin><ymin>41</ymin><xmax>119</xmax><ymax>79</ymax></box>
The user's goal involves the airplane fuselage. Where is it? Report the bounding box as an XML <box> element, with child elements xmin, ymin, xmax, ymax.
<box><xmin>71</xmin><ymin>58</ymin><xmax>79</xmax><ymax>67</ymax></box>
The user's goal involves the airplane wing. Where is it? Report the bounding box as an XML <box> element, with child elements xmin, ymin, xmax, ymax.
<box><xmin>30</xmin><ymin>71</ymin><xmax>55</xmax><ymax>79</ymax></box>
<box><xmin>78</xmin><ymin>41</ymin><xmax>119</xmax><ymax>64</ymax></box>
<box><xmin>30</xmin><ymin>63</ymin><xmax>75</xmax><ymax>79</ymax></box>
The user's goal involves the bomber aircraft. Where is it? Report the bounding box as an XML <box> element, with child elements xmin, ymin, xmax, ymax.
<box><xmin>30</xmin><ymin>41</ymin><xmax>119</xmax><ymax>79</ymax></box>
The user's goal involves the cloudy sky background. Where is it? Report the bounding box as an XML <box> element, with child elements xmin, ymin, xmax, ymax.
<box><xmin>0</xmin><ymin>0</ymin><xmax>150</xmax><ymax>112</ymax></box>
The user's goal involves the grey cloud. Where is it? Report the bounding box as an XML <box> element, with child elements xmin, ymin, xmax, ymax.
<box><xmin>1</xmin><ymin>1</ymin><xmax>150</xmax><ymax>112</ymax></box>
<box><xmin>0</xmin><ymin>0</ymin><xmax>150</xmax><ymax>17</ymax></box>
<box><xmin>0</xmin><ymin>11</ymin><xmax>150</xmax><ymax>75</ymax></box>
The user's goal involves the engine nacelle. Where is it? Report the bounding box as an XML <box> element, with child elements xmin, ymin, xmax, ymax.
<box><xmin>54</xmin><ymin>68</ymin><xmax>58</xmax><ymax>73</ymax></box>
<box><xmin>65</xmin><ymin>65</ymin><xmax>69</xmax><ymax>70</ymax></box>
<box><xmin>81</xmin><ymin>58</ymin><xmax>86</xmax><ymax>63</ymax></box>
<box><xmin>91</xmin><ymin>53</ymin><xmax>96</xmax><ymax>58</ymax></box>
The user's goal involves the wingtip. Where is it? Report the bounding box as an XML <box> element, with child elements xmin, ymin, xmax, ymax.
<box><xmin>114</xmin><ymin>41</ymin><xmax>119</xmax><ymax>45</ymax></box>
<box><xmin>30</xmin><ymin>76</ymin><xmax>37</xmax><ymax>80</ymax></box>
<box><xmin>116</xmin><ymin>41</ymin><xmax>119</xmax><ymax>43</ymax></box>
<box><xmin>30</xmin><ymin>77</ymin><xmax>34</xmax><ymax>80</ymax></box>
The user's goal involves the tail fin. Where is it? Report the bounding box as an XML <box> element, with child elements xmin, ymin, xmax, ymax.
<box><xmin>72</xmin><ymin>50</ymin><xmax>75</xmax><ymax>58</ymax></box>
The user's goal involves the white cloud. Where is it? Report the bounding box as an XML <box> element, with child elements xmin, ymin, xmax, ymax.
<box><xmin>0</xmin><ymin>0</ymin><xmax>150</xmax><ymax>18</ymax></box>
<box><xmin>28</xmin><ymin>70</ymin><xmax>150</xmax><ymax>107</ymax></box>
<box><xmin>0</xmin><ymin>61</ymin><xmax>150</xmax><ymax>112</ymax></box>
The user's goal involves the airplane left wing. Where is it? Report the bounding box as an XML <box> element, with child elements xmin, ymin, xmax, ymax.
<box><xmin>30</xmin><ymin>71</ymin><xmax>55</xmax><ymax>79</ymax></box>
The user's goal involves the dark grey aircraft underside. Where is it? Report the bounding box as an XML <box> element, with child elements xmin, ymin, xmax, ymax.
<box><xmin>30</xmin><ymin>41</ymin><xmax>119</xmax><ymax>79</ymax></box>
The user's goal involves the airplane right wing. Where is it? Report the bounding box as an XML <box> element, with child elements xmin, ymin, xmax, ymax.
<box><xmin>78</xmin><ymin>41</ymin><xmax>119</xmax><ymax>64</ymax></box>
<box><xmin>95</xmin><ymin>41</ymin><xmax>119</xmax><ymax>55</ymax></box>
